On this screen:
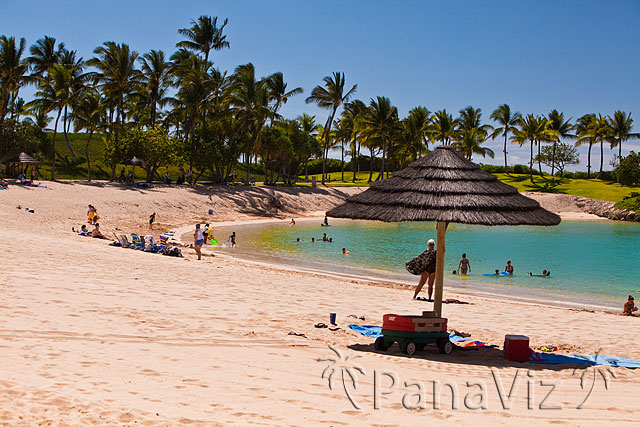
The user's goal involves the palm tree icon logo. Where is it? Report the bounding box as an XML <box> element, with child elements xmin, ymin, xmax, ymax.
<box><xmin>318</xmin><ymin>345</ymin><xmax>366</xmax><ymax>409</ymax></box>
<box><xmin>573</xmin><ymin>349</ymin><xmax>617</xmax><ymax>409</ymax></box>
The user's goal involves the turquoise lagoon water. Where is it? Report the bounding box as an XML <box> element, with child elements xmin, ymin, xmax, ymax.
<box><xmin>210</xmin><ymin>219</ymin><xmax>640</xmax><ymax>310</ymax></box>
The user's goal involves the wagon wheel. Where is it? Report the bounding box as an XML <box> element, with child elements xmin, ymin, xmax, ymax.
<box><xmin>374</xmin><ymin>337</ymin><xmax>389</xmax><ymax>351</ymax></box>
<box><xmin>401</xmin><ymin>339</ymin><xmax>417</xmax><ymax>356</ymax></box>
<box><xmin>437</xmin><ymin>338</ymin><xmax>453</xmax><ymax>355</ymax></box>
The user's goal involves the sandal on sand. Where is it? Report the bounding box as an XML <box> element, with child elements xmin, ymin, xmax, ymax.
<box><xmin>314</xmin><ymin>323</ymin><xmax>328</xmax><ymax>328</ymax></box>
<box><xmin>288</xmin><ymin>331</ymin><xmax>307</xmax><ymax>338</ymax></box>
<box><xmin>416</xmin><ymin>297</ymin><xmax>429</xmax><ymax>301</ymax></box>
<box><xmin>329</xmin><ymin>327</ymin><xmax>341</xmax><ymax>332</ymax></box>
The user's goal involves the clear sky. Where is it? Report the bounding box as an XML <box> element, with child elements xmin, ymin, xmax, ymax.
<box><xmin>2</xmin><ymin>0</ymin><xmax>639</xmax><ymax>169</ymax></box>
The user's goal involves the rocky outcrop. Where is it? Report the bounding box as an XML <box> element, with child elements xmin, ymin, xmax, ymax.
<box><xmin>523</xmin><ymin>192</ymin><xmax>640</xmax><ymax>222</ymax></box>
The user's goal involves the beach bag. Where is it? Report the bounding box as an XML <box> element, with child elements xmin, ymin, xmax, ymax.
<box><xmin>405</xmin><ymin>250</ymin><xmax>436</xmax><ymax>275</ymax></box>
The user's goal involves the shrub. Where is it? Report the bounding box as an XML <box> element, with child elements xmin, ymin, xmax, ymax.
<box><xmin>614</xmin><ymin>152</ymin><xmax>640</xmax><ymax>186</ymax></box>
<box><xmin>615</xmin><ymin>192</ymin><xmax>640</xmax><ymax>211</ymax></box>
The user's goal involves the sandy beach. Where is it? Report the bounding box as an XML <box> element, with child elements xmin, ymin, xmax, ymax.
<box><xmin>1</xmin><ymin>182</ymin><xmax>638</xmax><ymax>426</ymax></box>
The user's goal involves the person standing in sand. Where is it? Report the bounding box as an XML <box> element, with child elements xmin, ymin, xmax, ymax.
<box><xmin>412</xmin><ymin>239</ymin><xmax>437</xmax><ymax>301</ymax></box>
<box><xmin>149</xmin><ymin>212</ymin><xmax>156</xmax><ymax>229</ymax></box>
<box><xmin>229</xmin><ymin>232</ymin><xmax>237</xmax><ymax>248</ymax></box>
<box><xmin>194</xmin><ymin>224</ymin><xmax>204</xmax><ymax>260</ymax></box>
<box><xmin>504</xmin><ymin>259</ymin><xmax>514</xmax><ymax>275</ymax></box>
<box><xmin>457</xmin><ymin>253</ymin><xmax>471</xmax><ymax>275</ymax></box>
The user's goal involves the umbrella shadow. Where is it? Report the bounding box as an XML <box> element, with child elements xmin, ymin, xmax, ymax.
<box><xmin>348</xmin><ymin>342</ymin><xmax>591</xmax><ymax>372</ymax></box>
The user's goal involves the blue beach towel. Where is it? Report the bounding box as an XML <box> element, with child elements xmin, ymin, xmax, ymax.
<box><xmin>348</xmin><ymin>325</ymin><xmax>382</xmax><ymax>338</ymax></box>
<box><xmin>529</xmin><ymin>352</ymin><xmax>640</xmax><ymax>369</ymax></box>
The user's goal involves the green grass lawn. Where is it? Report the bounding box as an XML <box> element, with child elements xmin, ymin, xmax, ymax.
<box><xmin>28</xmin><ymin>133</ymin><xmax>638</xmax><ymax>202</ymax></box>
<box><xmin>494</xmin><ymin>173</ymin><xmax>637</xmax><ymax>202</ymax></box>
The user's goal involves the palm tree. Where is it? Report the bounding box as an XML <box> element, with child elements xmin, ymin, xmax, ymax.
<box><xmin>607</xmin><ymin>111</ymin><xmax>638</xmax><ymax>162</ymax></box>
<box><xmin>574</xmin><ymin>114</ymin><xmax>596</xmax><ymax>178</ymax></box>
<box><xmin>453</xmin><ymin>127</ymin><xmax>495</xmax><ymax>160</ymax></box>
<box><xmin>431</xmin><ymin>109</ymin><xmax>457</xmax><ymax>144</ymax></box>
<box><xmin>230</xmin><ymin>63</ymin><xmax>272</xmax><ymax>182</ymax></box>
<box><xmin>546</xmin><ymin>109</ymin><xmax>574</xmax><ymax>176</ymax></box>
<box><xmin>177</xmin><ymin>15</ymin><xmax>229</xmax><ymax>64</ymax></box>
<box><xmin>305</xmin><ymin>72</ymin><xmax>357</xmax><ymax>184</ymax></box>
<box><xmin>344</xmin><ymin>99</ymin><xmax>367</xmax><ymax>182</ymax></box>
<box><xmin>0</xmin><ymin>36</ymin><xmax>29</xmax><ymax>170</ymax></box>
<box><xmin>87</xmin><ymin>42</ymin><xmax>142</xmax><ymax>179</ymax></box>
<box><xmin>28</xmin><ymin>35</ymin><xmax>64</xmax><ymax>77</ymax></box>
<box><xmin>397</xmin><ymin>106</ymin><xmax>430</xmax><ymax>169</ymax></box>
<box><xmin>27</xmin><ymin>64</ymin><xmax>74</xmax><ymax>180</ymax></box>
<box><xmin>360</xmin><ymin>96</ymin><xmax>400</xmax><ymax>181</ymax></box>
<box><xmin>591</xmin><ymin>114</ymin><xmax>611</xmax><ymax>179</ymax></box>
<box><xmin>72</xmin><ymin>90</ymin><xmax>104</xmax><ymax>181</ymax></box>
<box><xmin>139</xmin><ymin>50</ymin><xmax>172</xmax><ymax>126</ymax></box>
<box><xmin>265</xmin><ymin>72</ymin><xmax>302</xmax><ymax>121</ymax></box>
<box><xmin>490</xmin><ymin>104</ymin><xmax>521</xmax><ymax>170</ymax></box>
<box><xmin>58</xmin><ymin>48</ymin><xmax>86</xmax><ymax>157</ymax></box>
<box><xmin>511</xmin><ymin>114</ymin><xmax>549</xmax><ymax>183</ymax></box>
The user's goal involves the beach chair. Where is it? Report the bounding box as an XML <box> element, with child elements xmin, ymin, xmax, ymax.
<box><xmin>130</xmin><ymin>233</ymin><xmax>145</xmax><ymax>250</ymax></box>
<box><xmin>158</xmin><ymin>234</ymin><xmax>169</xmax><ymax>253</ymax></box>
<box><xmin>120</xmin><ymin>234</ymin><xmax>133</xmax><ymax>248</ymax></box>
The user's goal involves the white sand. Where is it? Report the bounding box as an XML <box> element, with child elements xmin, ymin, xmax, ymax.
<box><xmin>1</xmin><ymin>183</ymin><xmax>638</xmax><ymax>426</ymax></box>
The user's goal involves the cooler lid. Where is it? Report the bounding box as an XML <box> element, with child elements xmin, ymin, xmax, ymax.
<box><xmin>505</xmin><ymin>334</ymin><xmax>529</xmax><ymax>340</ymax></box>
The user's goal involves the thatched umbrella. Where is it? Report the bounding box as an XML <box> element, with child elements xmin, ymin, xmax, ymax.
<box><xmin>2</xmin><ymin>152</ymin><xmax>40</xmax><ymax>164</ymax></box>
<box><xmin>327</xmin><ymin>145</ymin><xmax>560</xmax><ymax>316</ymax></box>
<box><xmin>121</xmin><ymin>156</ymin><xmax>146</xmax><ymax>181</ymax></box>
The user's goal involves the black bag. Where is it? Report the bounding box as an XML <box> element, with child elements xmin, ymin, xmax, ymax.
<box><xmin>405</xmin><ymin>250</ymin><xmax>436</xmax><ymax>275</ymax></box>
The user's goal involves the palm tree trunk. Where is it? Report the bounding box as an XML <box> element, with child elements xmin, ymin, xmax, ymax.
<box><xmin>368</xmin><ymin>148</ymin><xmax>374</xmax><ymax>183</ymax></box>
<box><xmin>63</xmin><ymin>105</ymin><xmax>77</xmax><ymax>157</ymax></box>
<box><xmin>503</xmin><ymin>132</ymin><xmax>508</xmax><ymax>172</ymax></box>
<box><xmin>587</xmin><ymin>143</ymin><xmax>592</xmax><ymax>178</ymax></box>
<box><xmin>376</xmin><ymin>139</ymin><xmax>385</xmax><ymax>181</ymax></box>
<box><xmin>51</xmin><ymin>109</ymin><xmax>62</xmax><ymax>180</ymax></box>
<box><xmin>537</xmin><ymin>140</ymin><xmax>544</xmax><ymax>178</ymax></box>
<box><xmin>551</xmin><ymin>141</ymin><xmax>557</xmax><ymax>176</ymax></box>
<box><xmin>618</xmin><ymin>140</ymin><xmax>622</xmax><ymax>161</ymax></box>
<box><xmin>597</xmin><ymin>141</ymin><xmax>604</xmax><ymax>179</ymax></box>
<box><xmin>85</xmin><ymin>129</ymin><xmax>94</xmax><ymax>181</ymax></box>
<box><xmin>529</xmin><ymin>139</ymin><xmax>534</xmax><ymax>184</ymax></box>
<box><xmin>341</xmin><ymin>139</ymin><xmax>344</xmax><ymax>181</ymax></box>
<box><xmin>322</xmin><ymin>110</ymin><xmax>336</xmax><ymax>184</ymax></box>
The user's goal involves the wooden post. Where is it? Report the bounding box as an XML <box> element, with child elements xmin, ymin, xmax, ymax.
<box><xmin>433</xmin><ymin>221</ymin><xmax>447</xmax><ymax>317</ymax></box>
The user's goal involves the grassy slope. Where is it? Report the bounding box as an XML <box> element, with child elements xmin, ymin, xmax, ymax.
<box><xmin>33</xmin><ymin>133</ymin><xmax>637</xmax><ymax>201</ymax></box>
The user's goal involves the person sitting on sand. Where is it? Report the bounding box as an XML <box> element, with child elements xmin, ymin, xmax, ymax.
<box><xmin>504</xmin><ymin>260</ymin><xmax>514</xmax><ymax>275</ymax></box>
<box><xmin>0</xmin><ymin>178</ymin><xmax>8</xmax><ymax>189</ymax></box>
<box><xmin>412</xmin><ymin>239</ymin><xmax>437</xmax><ymax>301</ymax></box>
<box><xmin>194</xmin><ymin>224</ymin><xmax>204</xmax><ymax>260</ymax></box>
<box><xmin>79</xmin><ymin>225</ymin><xmax>89</xmax><ymax>236</ymax></box>
<box><xmin>458</xmin><ymin>253</ymin><xmax>471</xmax><ymax>275</ymax></box>
<box><xmin>91</xmin><ymin>223</ymin><xmax>108</xmax><ymax>239</ymax></box>
<box><xmin>623</xmin><ymin>295</ymin><xmax>638</xmax><ymax>316</ymax></box>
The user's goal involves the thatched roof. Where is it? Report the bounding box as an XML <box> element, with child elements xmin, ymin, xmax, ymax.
<box><xmin>2</xmin><ymin>152</ymin><xmax>39</xmax><ymax>164</ymax></box>
<box><xmin>327</xmin><ymin>145</ymin><xmax>561</xmax><ymax>226</ymax></box>
<box><xmin>122</xmin><ymin>156</ymin><xmax>146</xmax><ymax>166</ymax></box>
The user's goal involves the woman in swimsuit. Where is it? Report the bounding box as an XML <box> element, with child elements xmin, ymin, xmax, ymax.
<box><xmin>194</xmin><ymin>224</ymin><xmax>204</xmax><ymax>260</ymax></box>
<box><xmin>458</xmin><ymin>253</ymin><xmax>471</xmax><ymax>275</ymax></box>
<box><xmin>412</xmin><ymin>239</ymin><xmax>437</xmax><ymax>301</ymax></box>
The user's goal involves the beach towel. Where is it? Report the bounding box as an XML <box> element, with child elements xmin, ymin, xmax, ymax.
<box><xmin>528</xmin><ymin>352</ymin><xmax>640</xmax><ymax>369</ymax></box>
<box><xmin>348</xmin><ymin>325</ymin><xmax>382</xmax><ymax>338</ymax></box>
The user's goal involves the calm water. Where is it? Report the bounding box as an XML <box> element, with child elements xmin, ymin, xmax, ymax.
<box><xmin>207</xmin><ymin>219</ymin><xmax>640</xmax><ymax>310</ymax></box>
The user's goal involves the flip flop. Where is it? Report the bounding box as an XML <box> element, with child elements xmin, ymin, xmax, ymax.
<box><xmin>288</xmin><ymin>331</ymin><xmax>307</xmax><ymax>338</ymax></box>
<box><xmin>314</xmin><ymin>323</ymin><xmax>328</xmax><ymax>328</ymax></box>
<box><xmin>416</xmin><ymin>297</ymin><xmax>429</xmax><ymax>301</ymax></box>
<box><xmin>328</xmin><ymin>327</ymin><xmax>341</xmax><ymax>331</ymax></box>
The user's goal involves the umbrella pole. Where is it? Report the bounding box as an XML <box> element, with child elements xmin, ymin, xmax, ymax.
<box><xmin>433</xmin><ymin>221</ymin><xmax>447</xmax><ymax>317</ymax></box>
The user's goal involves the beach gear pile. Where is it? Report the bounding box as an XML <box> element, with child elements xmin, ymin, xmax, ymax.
<box><xmin>348</xmin><ymin>325</ymin><xmax>489</xmax><ymax>348</ymax></box>
<box><xmin>111</xmin><ymin>232</ymin><xmax>183</xmax><ymax>257</ymax></box>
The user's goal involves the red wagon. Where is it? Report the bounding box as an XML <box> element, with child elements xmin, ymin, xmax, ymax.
<box><xmin>375</xmin><ymin>311</ymin><xmax>452</xmax><ymax>356</ymax></box>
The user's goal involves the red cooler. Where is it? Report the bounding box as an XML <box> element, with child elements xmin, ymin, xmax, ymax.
<box><xmin>504</xmin><ymin>334</ymin><xmax>530</xmax><ymax>362</ymax></box>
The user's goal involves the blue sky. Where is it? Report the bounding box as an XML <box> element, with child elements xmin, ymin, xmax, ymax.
<box><xmin>2</xmin><ymin>0</ymin><xmax>639</xmax><ymax>169</ymax></box>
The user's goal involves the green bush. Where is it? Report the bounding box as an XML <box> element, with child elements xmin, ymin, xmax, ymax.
<box><xmin>615</xmin><ymin>192</ymin><xmax>640</xmax><ymax>211</ymax></box>
<box><xmin>615</xmin><ymin>152</ymin><xmax>640</xmax><ymax>186</ymax></box>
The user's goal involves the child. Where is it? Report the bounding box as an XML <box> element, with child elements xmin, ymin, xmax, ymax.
<box><xmin>149</xmin><ymin>212</ymin><xmax>156</xmax><ymax>229</ymax></box>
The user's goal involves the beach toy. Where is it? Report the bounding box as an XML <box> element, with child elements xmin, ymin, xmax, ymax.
<box><xmin>211</xmin><ymin>238</ymin><xmax>219</xmax><ymax>247</ymax></box>
<box><xmin>330</xmin><ymin>313</ymin><xmax>336</xmax><ymax>325</ymax></box>
<box><xmin>483</xmin><ymin>272</ymin><xmax>511</xmax><ymax>276</ymax></box>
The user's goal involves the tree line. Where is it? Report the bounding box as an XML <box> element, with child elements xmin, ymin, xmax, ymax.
<box><xmin>0</xmin><ymin>15</ymin><xmax>637</xmax><ymax>184</ymax></box>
